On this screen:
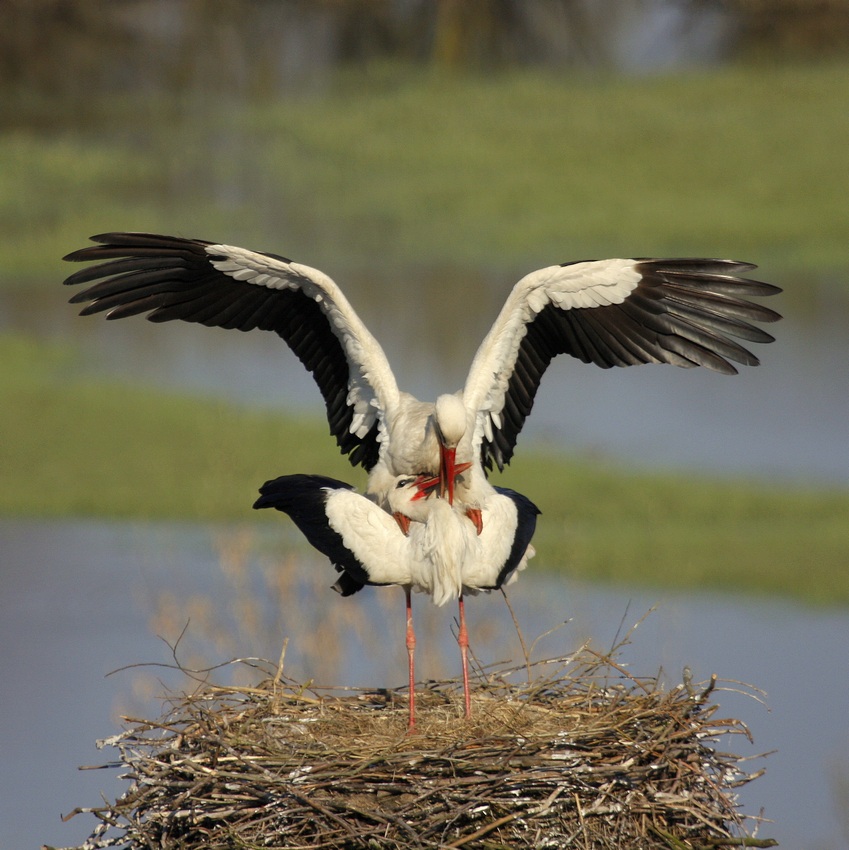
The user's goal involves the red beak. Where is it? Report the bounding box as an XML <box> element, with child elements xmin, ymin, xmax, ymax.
<box><xmin>439</xmin><ymin>445</ymin><xmax>457</xmax><ymax>505</ymax></box>
<box><xmin>412</xmin><ymin>473</ymin><xmax>437</xmax><ymax>501</ymax></box>
<box><xmin>415</xmin><ymin>462</ymin><xmax>471</xmax><ymax>503</ymax></box>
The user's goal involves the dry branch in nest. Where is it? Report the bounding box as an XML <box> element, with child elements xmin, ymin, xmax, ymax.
<box><xmin>56</xmin><ymin>648</ymin><xmax>775</xmax><ymax>850</ymax></box>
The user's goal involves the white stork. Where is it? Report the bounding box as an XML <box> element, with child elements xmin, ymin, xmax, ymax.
<box><xmin>253</xmin><ymin>473</ymin><xmax>540</xmax><ymax>728</ymax></box>
<box><xmin>63</xmin><ymin>233</ymin><xmax>782</xmax><ymax>515</ymax></box>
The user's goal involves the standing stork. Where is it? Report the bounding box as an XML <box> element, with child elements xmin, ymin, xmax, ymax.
<box><xmin>253</xmin><ymin>473</ymin><xmax>540</xmax><ymax>728</ymax></box>
<box><xmin>63</xmin><ymin>233</ymin><xmax>782</xmax><ymax>515</ymax></box>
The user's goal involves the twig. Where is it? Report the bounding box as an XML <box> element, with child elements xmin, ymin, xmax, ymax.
<box><xmin>500</xmin><ymin>587</ymin><xmax>531</xmax><ymax>682</ymax></box>
<box><xmin>56</xmin><ymin>646</ymin><xmax>773</xmax><ymax>850</ymax></box>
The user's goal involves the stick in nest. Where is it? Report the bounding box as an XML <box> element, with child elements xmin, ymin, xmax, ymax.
<box><xmin>54</xmin><ymin>647</ymin><xmax>775</xmax><ymax>850</ymax></box>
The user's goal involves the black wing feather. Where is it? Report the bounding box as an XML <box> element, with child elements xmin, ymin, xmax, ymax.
<box><xmin>481</xmin><ymin>259</ymin><xmax>781</xmax><ymax>472</ymax></box>
<box><xmin>64</xmin><ymin>233</ymin><xmax>381</xmax><ymax>470</ymax></box>
<box><xmin>485</xmin><ymin>488</ymin><xmax>541</xmax><ymax>590</ymax></box>
<box><xmin>253</xmin><ymin>474</ymin><xmax>369</xmax><ymax>595</ymax></box>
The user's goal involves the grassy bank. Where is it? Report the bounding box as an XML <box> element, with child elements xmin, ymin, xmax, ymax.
<box><xmin>3</xmin><ymin>332</ymin><xmax>847</xmax><ymax>606</ymax></box>
<box><xmin>3</xmin><ymin>62</ymin><xmax>847</xmax><ymax>605</ymax></box>
<box><xmin>2</xmin><ymin>61</ymin><xmax>849</xmax><ymax>283</ymax></box>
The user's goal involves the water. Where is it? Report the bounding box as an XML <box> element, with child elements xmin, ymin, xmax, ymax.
<box><xmin>2</xmin><ymin>266</ymin><xmax>847</xmax><ymax>847</ymax></box>
<box><xmin>1</xmin><ymin>519</ymin><xmax>847</xmax><ymax>849</ymax></box>
<box><xmin>4</xmin><ymin>268</ymin><xmax>849</xmax><ymax>484</ymax></box>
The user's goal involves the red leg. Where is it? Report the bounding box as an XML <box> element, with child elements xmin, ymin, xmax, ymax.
<box><xmin>457</xmin><ymin>594</ymin><xmax>472</xmax><ymax>718</ymax></box>
<box><xmin>405</xmin><ymin>586</ymin><xmax>416</xmax><ymax>731</ymax></box>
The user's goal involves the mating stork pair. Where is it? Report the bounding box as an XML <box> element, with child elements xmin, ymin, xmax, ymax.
<box><xmin>64</xmin><ymin>233</ymin><xmax>781</xmax><ymax>727</ymax></box>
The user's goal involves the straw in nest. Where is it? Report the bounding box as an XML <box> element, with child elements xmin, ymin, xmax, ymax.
<box><xmin>55</xmin><ymin>646</ymin><xmax>775</xmax><ymax>850</ymax></box>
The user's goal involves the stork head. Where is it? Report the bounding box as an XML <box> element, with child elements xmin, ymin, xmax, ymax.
<box><xmin>389</xmin><ymin>474</ymin><xmax>434</xmax><ymax>527</ymax></box>
<box><xmin>433</xmin><ymin>393</ymin><xmax>467</xmax><ymax>505</ymax></box>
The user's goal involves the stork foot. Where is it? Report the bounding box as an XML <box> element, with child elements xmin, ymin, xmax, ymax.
<box><xmin>393</xmin><ymin>511</ymin><xmax>411</xmax><ymax>536</ymax></box>
<box><xmin>465</xmin><ymin>507</ymin><xmax>483</xmax><ymax>535</ymax></box>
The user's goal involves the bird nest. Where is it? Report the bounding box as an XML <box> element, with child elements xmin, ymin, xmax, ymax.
<box><xmin>58</xmin><ymin>648</ymin><xmax>775</xmax><ymax>850</ymax></box>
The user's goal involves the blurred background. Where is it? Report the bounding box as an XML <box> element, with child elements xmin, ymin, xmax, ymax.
<box><xmin>1</xmin><ymin>2</ymin><xmax>848</xmax><ymax>848</ymax></box>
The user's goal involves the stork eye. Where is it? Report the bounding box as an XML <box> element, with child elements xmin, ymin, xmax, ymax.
<box><xmin>396</xmin><ymin>477</ymin><xmax>415</xmax><ymax>488</ymax></box>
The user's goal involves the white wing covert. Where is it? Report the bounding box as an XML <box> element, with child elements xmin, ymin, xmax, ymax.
<box><xmin>463</xmin><ymin>258</ymin><xmax>781</xmax><ymax>473</ymax></box>
<box><xmin>64</xmin><ymin>233</ymin><xmax>401</xmax><ymax>470</ymax></box>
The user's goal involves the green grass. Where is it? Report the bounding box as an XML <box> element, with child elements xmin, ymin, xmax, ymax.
<box><xmin>0</xmin><ymin>333</ymin><xmax>362</xmax><ymax>519</ymax></box>
<box><xmin>253</xmin><ymin>61</ymin><xmax>849</xmax><ymax>273</ymax></box>
<box><xmin>3</xmin><ymin>62</ymin><xmax>847</xmax><ymax>605</ymax></box>
<box><xmin>3</xmin><ymin>332</ymin><xmax>847</xmax><ymax>606</ymax></box>
<box><xmin>2</xmin><ymin>61</ymin><xmax>849</xmax><ymax>283</ymax></box>
<box><xmin>502</xmin><ymin>452</ymin><xmax>849</xmax><ymax>606</ymax></box>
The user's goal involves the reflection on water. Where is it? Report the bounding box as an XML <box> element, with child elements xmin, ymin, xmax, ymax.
<box><xmin>1</xmin><ymin>519</ymin><xmax>848</xmax><ymax>849</ymax></box>
<box><xmin>3</xmin><ymin>267</ymin><xmax>849</xmax><ymax>482</ymax></box>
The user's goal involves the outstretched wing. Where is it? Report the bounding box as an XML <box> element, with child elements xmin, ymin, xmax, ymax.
<box><xmin>463</xmin><ymin>258</ymin><xmax>782</xmax><ymax>472</ymax></box>
<box><xmin>64</xmin><ymin>233</ymin><xmax>402</xmax><ymax>470</ymax></box>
